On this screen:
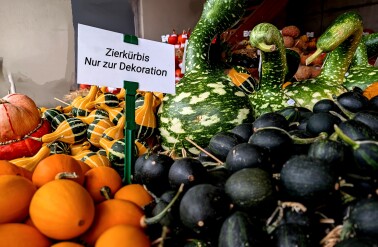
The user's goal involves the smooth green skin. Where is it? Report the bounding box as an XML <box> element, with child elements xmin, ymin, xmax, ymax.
<box><xmin>344</xmin><ymin>33</ymin><xmax>378</xmax><ymax>90</ymax></box>
<box><xmin>157</xmin><ymin>0</ymin><xmax>254</xmax><ymax>154</ymax></box>
<box><xmin>248</xmin><ymin>23</ymin><xmax>291</xmax><ymax>116</ymax></box>
<box><xmin>283</xmin><ymin>11</ymin><xmax>363</xmax><ymax>110</ymax></box>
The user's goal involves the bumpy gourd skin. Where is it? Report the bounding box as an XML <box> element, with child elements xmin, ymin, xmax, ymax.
<box><xmin>157</xmin><ymin>0</ymin><xmax>254</xmax><ymax>154</ymax></box>
<box><xmin>283</xmin><ymin>11</ymin><xmax>363</xmax><ymax>110</ymax></box>
<box><xmin>344</xmin><ymin>33</ymin><xmax>378</xmax><ymax>90</ymax></box>
<box><xmin>248</xmin><ymin>23</ymin><xmax>291</xmax><ymax>116</ymax></box>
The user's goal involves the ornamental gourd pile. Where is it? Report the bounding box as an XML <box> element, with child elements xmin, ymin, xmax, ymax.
<box><xmin>2</xmin><ymin>0</ymin><xmax>378</xmax><ymax>246</ymax></box>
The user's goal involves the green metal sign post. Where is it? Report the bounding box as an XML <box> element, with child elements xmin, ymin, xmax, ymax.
<box><xmin>123</xmin><ymin>34</ymin><xmax>139</xmax><ymax>184</ymax></box>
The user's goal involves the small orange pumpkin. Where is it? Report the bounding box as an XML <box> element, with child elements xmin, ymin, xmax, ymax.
<box><xmin>95</xmin><ymin>224</ymin><xmax>150</xmax><ymax>247</ymax></box>
<box><xmin>32</xmin><ymin>154</ymin><xmax>85</xmax><ymax>187</ymax></box>
<box><xmin>80</xmin><ymin>199</ymin><xmax>144</xmax><ymax>246</ymax></box>
<box><xmin>50</xmin><ymin>242</ymin><xmax>85</xmax><ymax>247</ymax></box>
<box><xmin>0</xmin><ymin>160</ymin><xmax>33</xmax><ymax>180</ymax></box>
<box><xmin>29</xmin><ymin>179</ymin><xmax>95</xmax><ymax>240</ymax></box>
<box><xmin>0</xmin><ymin>223</ymin><xmax>51</xmax><ymax>247</ymax></box>
<box><xmin>84</xmin><ymin>166</ymin><xmax>123</xmax><ymax>203</ymax></box>
<box><xmin>114</xmin><ymin>184</ymin><xmax>154</xmax><ymax>208</ymax></box>
<box><xmin>0</xmin><ymin>175</ymin><xmax>36</xmax><ymax>224</ymax></box>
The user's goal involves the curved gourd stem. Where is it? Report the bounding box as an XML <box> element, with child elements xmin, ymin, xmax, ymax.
<box><xmin>308</xmin><ymin>12</ymin><xmax>363</xmax><ymax>82</ymax></box>
<box><xmin>184</xmin><ymin>0</ymin><xmax>247</xmax><ymax>72</ymax></box>
<box><xmin>249</xmin><ymin>23</ymin><xmax>287</xmax><ymax>87</ymax></box>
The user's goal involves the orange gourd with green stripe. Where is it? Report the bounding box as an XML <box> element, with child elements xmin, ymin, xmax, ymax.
<box><xmin>87</xmin><ymin>118</ymin><xmax>114</xmax><ymax>148</ymax></box>
<box><xmin>135</xmin><ymin>92</ymin><xmax>157</xmax><ymax>141</ymax></box>
<box><xmin>33</xmin><ymin>118</ymin><xmax>88</xmax><ymax>144</ymax></box>
<box><xmin>71</xmin><ymin>86</ymin><xmax>98</xmax><ymax>117</ymax></box>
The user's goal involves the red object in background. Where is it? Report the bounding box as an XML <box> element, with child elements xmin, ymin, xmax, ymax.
<box><xmin>0</xmin><ymin>119</ymin><xmax>51</xmax><ymax>160</ymax></box>
<box><xmin>105</xmin><ymin>87</ymin><xmax>121</xmax><ymax>94</ymax></box>
<box><xmin>168</xmin><ymin>30</ymin><xmax>178</xmax><ymax>45</ymax></box>
<box><xmin>79</xmin><ymin>84</ymin><xmax>91</xmax><ymax>90</ymax></box>
<box><xmin>175</xmin><ymin>68</ymin><xmax>184</xmax><ymax>83</ymax></box>
<box><xmin>177</xmin><ymin>30</ymin><xmax>188</xmax><ymax>45</ymax></box>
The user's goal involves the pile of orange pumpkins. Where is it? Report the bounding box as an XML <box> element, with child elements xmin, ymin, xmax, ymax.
<box><xmin>0</xmin><ymin>87</ymin><xmax>167</xmax><ymax>247</ymax></box>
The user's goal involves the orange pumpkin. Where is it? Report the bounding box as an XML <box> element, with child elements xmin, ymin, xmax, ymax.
<box><xmin>95</xmin><ymin>224</ymin><xmax>150</xmax><ymax>247</ymax></box>
<box><xmin>0</xmin><ymin>223</ymin><xmax>51</xmax><ymax>247</ymax></box>
<box><xmin>114</xmin><ymin>184</ymin><xmax>154</xmax><ymax>208</ymax></box>
<box><xmin>50</xmin><ymin>242</ymin><xmax>85</xmax><ymax>247</ymax></box>
<box><xmin>0</xmin><ymin>160</ymin><xmax>33</xmax><ymax>180</ymax></box>
<box><xmin>84</xmin><ymin>166</ymin><xmax>123</xmax><ymax>203</ymax></box>
<box><xmin>80</xmin><ymin>199</ymin><xmax>144</xmax><ymax>246</ymax></box>
<box><xmin>32</xmin><ymin>154</ymin><xmax>85</xmax><ymax>187</ymax></box>
<box><xmin>29</xmin><ymin>179</ymin><xmax>95</xmax><ymax>240</ymax></box>
<box><xmin>0</xmin><ymin>94</ymin><xmax>51</xmax><ymax>160</ymax></box>
<box><xmin>0</xmin><ymin>175</ymin><xmax>36</xmax><ymax>223</ymax></box>
<box><xmin>77</xmin><ymin>160</ymin><xmax>92</xmax><ymax>174</ymax></box>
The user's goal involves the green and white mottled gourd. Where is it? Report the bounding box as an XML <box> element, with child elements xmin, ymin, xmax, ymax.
<box><xmin>247</xmin><ymin>23</ymin><xmax>290</xmax><ymax>116</ymax></box>
<box><xmin>284</xmin><ymin>11</ymin><xmax>363</xmax><ymax>109</ymax></box>
<box><xmin>158</xmin><ymin>0</ymin><xmax>254</xmax><ymax>154</ymax></box>
<box><xmin>344</xmin><ymin>32</ymin><xmax>378</xmax><ymax>90</ymax></box>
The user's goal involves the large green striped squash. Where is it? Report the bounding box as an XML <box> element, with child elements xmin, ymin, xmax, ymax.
<box><xmin>158</xmin><ymin>0</ymin><xmax>254</xmax><ymax>155</ymax></box>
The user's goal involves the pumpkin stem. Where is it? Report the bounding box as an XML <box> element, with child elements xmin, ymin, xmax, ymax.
<box><xmin>333</xmin><ymin>124</ymin><xmax>359</xmax><ymax>149</ymax></box>
<box><xmin>141</xmin><ymin>183</ymin><xmax>184</xmax><ymax>227</ymax></box>
<box><xmin>255</xmin><ymin>126</ymin><xmax>328</xmax><ymax>144</ymax></box>
<box><xmin>100</xmin><ymin>186</ymin><xmax>112</xmax><ymax>200</ymax></box>
<box><xmin>55</xmin><ymin>172</ymin><xmax>79</xmax><ymax>180</ymax></box>
<box><xmin>331</xmin><ymin>94</ymin><xmax>355</xmax><ymax>119</ymax></box>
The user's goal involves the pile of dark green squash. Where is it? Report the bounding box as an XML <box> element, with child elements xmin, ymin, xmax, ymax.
<box><xmin>141</xmin><ymin>0</ymin><xmax>378</xmax><ymax>246</ymax></box>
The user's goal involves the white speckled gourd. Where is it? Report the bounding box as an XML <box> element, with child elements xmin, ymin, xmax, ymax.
<box><xmin>283</xmin><ymin>12</ymin><xmax>363</xmax><ymax>110</ymax></box>
<box><xmin>247</xmin><ymin>23</ymin><xmax>291</xmax><ymax>116</ymax></box>
<box><xmin>157</xmin><ymin>0</ymin><xmax>254</xmax><ymax>154</ymax></box>
<box><xmin>344</xmin><ymin>32</ymin><xmax>378</xmax><ymax>90</ymax></box>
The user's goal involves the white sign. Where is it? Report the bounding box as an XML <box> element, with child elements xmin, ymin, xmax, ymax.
<box><xmin>77</xmin><ymin>24</ymin><xmax>176</xmax><ymax>94</ymax></box>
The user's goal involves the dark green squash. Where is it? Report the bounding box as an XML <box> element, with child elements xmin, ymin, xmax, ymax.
<box><xmin>157</xmin><ymin>0</ymin><xmax>254</xmax><ymax>155</ymax></box>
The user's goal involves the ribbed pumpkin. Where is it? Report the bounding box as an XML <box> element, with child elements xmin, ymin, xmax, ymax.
<box><xmin>79</xmin><ymin>199</ymin><xmax>144</xmax><ymax>246</ymax></box>
<box><xmin>0</xmin><ymin>175</ymin><xmax>36</xmax><ymax>223</ymax></box>
<box><xmin>84</xmin><ymin>166</ymin><xmax>123</xmax><ymax>203</ymax></box>
<box><xmin>0</xmin><ymin>94</ymin><xmax>52</xmax><ymax>160</ymax></box>
<box><xmin>0</xmin><ymin>223</ymin><xmax>51</xmax><ymax>247</ymax></box>
<box><xmin>32</xmin><ymin>154</ymin><xmax>85</xmax><ymax>187</ymax></box>
<box><xmin>95</xmin><ymin>224</ymin><xmax>150</xmax><ymax>247</ymax></box>
<box><xmin>0</xmin><ymin>160</ymin><xmax>33</xmax><ymax>180</ymax></box>
<box><xmin>29</xmin><ymin>179</ymin><xmax>95</xmax><ymax>240</ymax></box>
<box><xmin>114</xmin><ymin>184</ymin><xmax>154</xmax><ymax>208</ymax></box>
